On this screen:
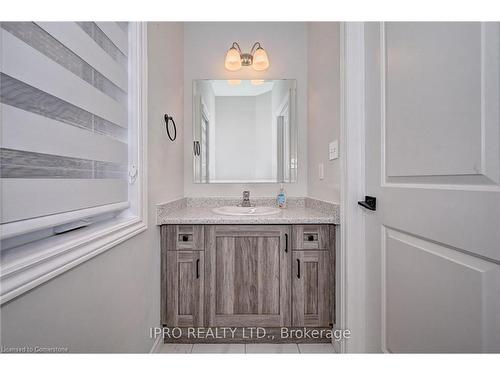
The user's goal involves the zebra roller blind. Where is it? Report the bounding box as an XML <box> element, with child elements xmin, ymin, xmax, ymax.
<box><xmin>0</xmin><ymin>22</ymin><xmax>130</xmax><ymax>225</ymax></box>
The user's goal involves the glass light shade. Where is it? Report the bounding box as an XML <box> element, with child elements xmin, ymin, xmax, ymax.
<box><xmin>225</xmin><ymin>47</ymin><xmax>242</xmax><ymax>71</ymax></box>
<box><xmin>252</xmin><ymin>47</ymin><xmax>269</xmax><ymax>71</ymax></box>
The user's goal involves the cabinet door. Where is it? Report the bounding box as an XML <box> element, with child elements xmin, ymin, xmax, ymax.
<box><xmin>164</xmin><ymin>251</ymin><xmax>204</xmax><ymax>327</ymax></box>
<box><xmin>206</xmin><ymin>225</ymin><xmax>291</xmax><ymax>327</ymax></box>
<box><xmin>292</xmin><ymin>250</ymin><xmax>334</xmax><ymax>327</ymax></box>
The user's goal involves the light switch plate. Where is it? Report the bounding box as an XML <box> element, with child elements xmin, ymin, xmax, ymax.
<box><xmin>329</xmin><ymin>140</ymin><xmax>339</xmax><ymax>160</ymax></box>
<box><xmin>319</xmin><ymin>163</ymin><xmax>324</xmax><ymax>180</ymax></box>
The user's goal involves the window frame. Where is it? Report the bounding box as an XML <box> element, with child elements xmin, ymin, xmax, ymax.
<box><xmin>0</xmin><ymin>22</ymin><xmax>148</xmax><ymax>305</ymax></box>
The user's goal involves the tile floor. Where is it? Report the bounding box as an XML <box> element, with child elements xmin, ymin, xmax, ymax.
<box><xmin>157</xmin><ymin>343</ymin><xmax>336</xmax><ymax>354</ymax></box>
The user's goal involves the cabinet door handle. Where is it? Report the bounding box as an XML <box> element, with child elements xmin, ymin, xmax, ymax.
<box><xmin>196</xmin><ymin>259</ymin><xmax>200</xmax><ymax>279</ymax></box>
<box><xmin>284</xmin><ymin>233</ymin><xmax>288</xmax><ymax>253</ymax></box>
<box><xmin>296</xmin><ymin>259</ymin><xmax>301</xmax><ymax>279</ymax></box>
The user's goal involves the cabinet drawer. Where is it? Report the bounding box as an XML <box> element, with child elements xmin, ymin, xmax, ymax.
<box><xmin>161</xmin><ymin>225</ymin><xmax>205</xmax><ymax>251</ymax></box>
<box><xmin>291</xmin><ymin>225</ymin><xmax>330</xmax><ymax>250</ymax></box>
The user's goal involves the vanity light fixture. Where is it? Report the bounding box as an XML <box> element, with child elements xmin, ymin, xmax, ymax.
<box><xmin>224</xmin><ymin>42</ymin><xmax>270</xmax><ymax>71</ymax></box>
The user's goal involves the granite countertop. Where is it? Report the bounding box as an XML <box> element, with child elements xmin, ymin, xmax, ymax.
<box><xmin>156</xmin><ymin>197</ymin><xmax>340</xmax><ymax>225</ymax></box>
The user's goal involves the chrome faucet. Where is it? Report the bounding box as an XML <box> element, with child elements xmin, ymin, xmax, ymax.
<box><xmin>240</xmin><ymin>190</ymin><xmax>253</xmax><ymax>207</ymax></box>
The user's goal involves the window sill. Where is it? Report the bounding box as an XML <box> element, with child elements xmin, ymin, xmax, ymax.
<box><xmin>0</xmin><ymin>215</ymin><xmax>147</xmax><ymax>305</ymax></box>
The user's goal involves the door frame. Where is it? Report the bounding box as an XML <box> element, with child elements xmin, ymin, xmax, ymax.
<box><xmin>338</xmin><ymin>21</ymin><xmax>368</xmax><ymax>353</ymax></box>
<box><xmin>200</xmin><ymin>99</ymin><xmax>210</xmax><ymax>182</ymax></box>
<box><xmin>276</xmin><ymin>92</ymin><xmax>291</xmax><ymax>182</ymax></box>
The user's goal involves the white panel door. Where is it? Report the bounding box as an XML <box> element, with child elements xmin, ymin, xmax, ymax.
<box><xmin>364</xmin><ymin>22</ymin><xmax>500</xmax><ymax>353</ymax></box>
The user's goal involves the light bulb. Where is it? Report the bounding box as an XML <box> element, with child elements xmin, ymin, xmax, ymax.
<box><xmin>252</xmin><ymin>47</ymin><xmax>269</xmax><ymax>71</ymax></box>
<box><xmin>251</xmin><ymin>79</ymin><xmax>265</xmax><ymax>85</ymax></box>
<box><xmin>225</xmin><ymin>47</ymin><xmax>242</xmax><ymax>71</ymax></box>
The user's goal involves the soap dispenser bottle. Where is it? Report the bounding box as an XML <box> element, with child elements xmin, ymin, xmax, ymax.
<box><xmin>277</xmin><ymin>184</ymin><xmax>287</xmax><ymax>208</ymax></box>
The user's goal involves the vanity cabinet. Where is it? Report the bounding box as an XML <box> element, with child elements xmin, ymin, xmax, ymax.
<box><xmin>161</xmin><ymin>224</ymin><xmax>335</xmax><ymax>335</ymax></box>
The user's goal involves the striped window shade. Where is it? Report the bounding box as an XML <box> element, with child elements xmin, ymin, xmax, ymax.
<box><xmin>0</xmin><ymin>22</ymin><xmax>130</xmax><ymax>228</ymax></box>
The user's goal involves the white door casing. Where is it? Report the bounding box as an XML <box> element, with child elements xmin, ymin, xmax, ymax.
<box><xmin>339</xmin><ymin>22</ymin><xmax>367</xmax><ymax>353</ymax></box>
<box><xmin>363</xmin><ymin>22</ymin><xmax>500</xmax><ymax>353</ymax></box>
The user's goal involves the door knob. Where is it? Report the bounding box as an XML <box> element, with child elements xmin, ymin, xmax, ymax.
<box><xmin>358</xmin><ymin>196</ymin><xmax>376</xmax><ymax>211</ymax></box>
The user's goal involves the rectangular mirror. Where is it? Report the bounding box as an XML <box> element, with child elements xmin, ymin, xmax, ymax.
<box><xmin>192</xmin><ymin>79</ymin><xmax>297</xmax><ymax>183</ymax></box>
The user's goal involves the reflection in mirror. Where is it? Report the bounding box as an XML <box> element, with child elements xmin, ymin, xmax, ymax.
<box><xmin>192</xmin><ymin>79</ymin><xmax>297</xmax><ymax>183</ymax></box>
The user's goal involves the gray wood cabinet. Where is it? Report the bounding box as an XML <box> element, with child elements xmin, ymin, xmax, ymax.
<box><xmin>161</xmin><ymin>224</ymin><xmax>335</xmax><ymax>332</ymax></box>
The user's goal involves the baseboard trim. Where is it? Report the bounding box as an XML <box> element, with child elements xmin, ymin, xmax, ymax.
<box><xmin>150</xmin><ymin>335</ymin><xmax>163</xmax><ymax>353</ymax></box>
<box><xmin>332</xmin><ymin>338</ymin><xmax>341</xmax><ymax>353</ymax></box>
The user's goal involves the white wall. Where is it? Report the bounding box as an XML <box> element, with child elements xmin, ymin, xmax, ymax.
<box><xmin>254</xmin><ymin>91</ymin><xmax>274</xmax><ymax>180</ymax></box>
<box><xmin>148</xmin><ymin>22</ymin><xmax>184</xmax><ymax>206</ymax></box>
<box><xmin>197</xmin><ymin>81</ymin><xmax>216</xmax><ymax>181</ymax></box>
<box><xmin>214</xmin><ymin>96</ymin><xmax>256</xmax><ymax>181</ymax></box>
<box><xmin>307</xmin><ymin>23</ymin><xmax>341</xmax><ymax>203</ymax></box>
<box><xmin>213</xmin><ymin>93</ymin><xmax>274</xmax><ymax>182</ymax></box>
<box><xmin>0</xmin><ymin>22</ymin><xmax>184</xmax><ymax>353</ymax></box>
<box><xmin>184</xmin><ymin>22</ymin><xmax>308</xmax><ymax>197</ymax></box>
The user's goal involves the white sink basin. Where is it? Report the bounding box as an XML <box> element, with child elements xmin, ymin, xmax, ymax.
<box><xmin>211</xmin><ymin>206</ymin><xmax>281</xmax><ymax>216</ymax></box>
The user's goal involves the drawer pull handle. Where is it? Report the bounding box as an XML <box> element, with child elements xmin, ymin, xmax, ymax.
<box><xmin>182</xmin><ymin>235</ymin><xmax>189</xmax><ymax>242</ymax></box>
<box><xmin>284</xmin><ymin>233</ymin><xmax>288</xmax><ymax>253</ymax></box>
<box><xmin>196</xmin><ymin>259</ymin><xmax>200</xmax><ymax>279</ymax></box>
<box><xmin>297</xmin><ymin>259</ymin><xmax>301</xmax><ymax>279</ymax></box>
<box><xmin>307</xmin><ymin>235</ymin><xmax>314</xmax><ymax>241</ymax></box>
